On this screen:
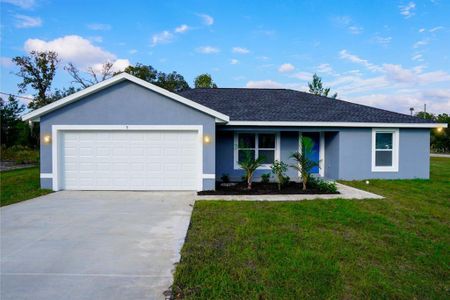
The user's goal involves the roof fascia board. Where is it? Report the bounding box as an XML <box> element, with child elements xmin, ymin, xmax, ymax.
<box><xmin>226</xmin><ymin>121</ymin><xmax>447</xmax><ymax>128</ymax></box>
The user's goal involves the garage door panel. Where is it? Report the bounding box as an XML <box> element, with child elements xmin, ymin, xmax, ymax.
<box><xmin>60</xmin><ymin>130</ymin><xmax>199</xmax><ymax>190</ymax></box>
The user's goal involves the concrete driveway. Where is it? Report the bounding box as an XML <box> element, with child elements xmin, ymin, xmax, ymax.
<box><xmin>0</xmin><ymin>191</ymin><xmax>195</xmax><ymax>300</ymax></box>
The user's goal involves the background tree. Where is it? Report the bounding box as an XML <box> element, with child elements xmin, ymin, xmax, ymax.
<box><xmin>194</xmin><ymin>73</ymin><xmax>217</xmax><ymax>88</ymax></box>
<box><xmin>416</xmin><ymin>112</ymin><xmax>450</xmax><ymax>153</ymax></box>
<box><xmin>308</xmin><ymin>73</ymin><xmax>337</xmax><ymax>98</ymax></box>
<box><xmin>122</xmin><ymin>63</ymin><xmax>190</xmax><ymax>92</ymax></box>
<box><xmin>12</xmin><ymin>51</ymin><xmax>59</xmax><ymax>109</ymax></box>
<box><xmin>65</xmin><ymin>62</ymin><xmax>114</xmax><ymax>88</ymax></box>
<box><xmin>122</xmin><ymin>64</ymin><xmax>158</xmax><ymax>82</ymax></box>
<box><xmin>0</xmin><ymin>96</ymin><xmax>26</xmax><ymax>147</ymax></box>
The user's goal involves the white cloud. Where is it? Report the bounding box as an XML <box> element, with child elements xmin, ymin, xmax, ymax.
<box><xmin>196</xmin><ymin>46</ymin><xmax>219</xmax><ymax>54</ymax></box>
<box><xmin>151</xmin><ymin>31</ymin><xmax>173</xmax><ymax>47</ymax></box>
<box><xmin>348</xmin><ymin>26</ymin><xmax>363</xmax><ymax>35</ymax></box>
<box><xmin>232</xmin><ymin>47</ymin><xmax>250</xmax><ymax>54</ymax></box>
<box><xmin>88</xmin><ymin>36</ymin><xmax>103</xmax><ymax>43</ymax></box>
<box><xmin>14</xmin><ymin>15</ymin><xmax>42</xmax><ymax>28</ymax></box>
<box><xmin>418</xmin><ymin>28</ymin><xmax>425</xmax><ymax>33</ymax></box>
<box><xmin>198</xmin><ymin>14</ymin><xmax>214</xmax><ymax>26</ymax></box>
<box><xmin>317</xmin><ymin>63</ymin><xmax>333</xmax><ymax>74</ymax></box>
<box><xmin>399</xmin><ymin>2</ymin><xmax>416</xmax><ymax>18</ymax></box>
<box><xmin>1</xmin><ymin>0</ymin><xmax>35</xmax><ymax>9</ymax></box>
<box><xmin>0</xmin><ymin>56</ymin><xmax>13</xmax><ymax>67</ymax></box>
<box><xmin>230</xmin><ymin>59</ymin><xmax>239</xmax><ymax>65</ymax></box>
<box><xmin>24</xmin><ymin>35</ymin><xmax>128</xmax><ymax>70</ymax></box>
<box><xmin>278</xmin><ymin>63</ymin><xmax>295</xmax><ymax>73</ymax></box>
<box><xmin>413</xmin><ymin>39</ymin><xmax>429</xmax><ymax>48</ymax></box>
<box><xmin>291</xmin><ymin>72</ymin><xmax>313</xmax><ymax>81</ymax></box>
<box><xmin>246</xmin><ymin>80</ymin><xmax>287</xmax><ymax>89</ymax></box>
<box><xmin>429</xmin><ymin>26</ymin><xmax>444</xmax><ymax>32</ymax></box>
<box><xmin>339</xmin><ymin>49</ymin><xmax>382</xmax><ymax>72</ymax></box>
<box><xmin>91</xmin><ymin>59</ymin><xmax>130</xmax><ymax>74</ymax></box>
<box><xmin>372</xmin><ymin>35</ymin><xmax>392</xmax><ymax>46</ymax></box>
<box><xmin>411</xmin><ymin>53</ymin><xmax>423</xmax><ymax>61</ymax></box>
<box><xmin>333</xmin><ymin>16</ymin><xmax>363</xmax><ymax>34</ymax></box>
<box><xmin>129</xmin><ymin>49</ymin><xmax>138</xmax><ymax>54</ymax></box>
<box><xmin>256</xmin><ymin>56</ymin><xmax>269</xmax><ymax>61</ymax></box>
<box><xmin>87</xmin><ymin>23</ymin><xmax>111</xmax><ymax>31</ymax></box>
<box><xmin>175</xmin><ymin>24</ymin><xmax>189</xmax><ymax>33</ymax></box>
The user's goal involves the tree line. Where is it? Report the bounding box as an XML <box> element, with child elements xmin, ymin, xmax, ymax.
<box><xmin>1</xmin><ymin>50</ymin><xmax>448</xmax><ymax>153</ymax></box>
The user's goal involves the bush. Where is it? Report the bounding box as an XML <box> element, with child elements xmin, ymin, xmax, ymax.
<box><xmin>271</xmin><ymin>160</ymin><xmax>288</xmax><ymax>190</ymax></box>
<box><xmin>220</xmin><ymin>174</ymin><xmax>230</xmax><ymax>183</ymax></box>
<box><xmin>261</xmin><ymin>173</ymin><xmax>271</xmax><ymax>183</ymax></box>
<box><xmin>308</xmin><ymin>176</ymin><xmax>338</xmax><ymax>193</ymax></box>
<box><xmin>1</xmin><ymin>146</ymin><xmax>39</xmax><ymax>164</ymax></box>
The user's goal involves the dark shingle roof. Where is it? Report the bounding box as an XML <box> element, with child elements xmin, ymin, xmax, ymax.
<box><xmin>178</xmin><ymin>88</ymin><xmax>431</xmax><ymax>123</ymax></box>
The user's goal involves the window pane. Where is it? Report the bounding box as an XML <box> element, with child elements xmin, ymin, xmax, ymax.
<box><xmin>238</xmin><ymin>150</ymin><xmax>255</xmax><ymax>163</ymax></box>
<box><xmin>238</xmin><ymin>133</ymin><xmax>255</xmax><ymax>148</ymax></box>
<box><xmin>258</xmin><ymin>150</ymin><xmax>275</xmax><ymax>164</ymax></box>
<box><xmin>376</xmin><ymin>132</ymin><xmax>393</xmax><ymax>150</ymax></box>
<box><xmin>258</xmin><ymin>134</ymin><xmax>275</xmax><ymax>148</ymax></box>
<box><xmin>376</xmin><ymin>150</ymin><xmax>392</xmax><ymax>166</ymax></box>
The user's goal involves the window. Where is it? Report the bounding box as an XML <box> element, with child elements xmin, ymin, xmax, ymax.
<box><xmin>235</xmin><ymin>133</ymin><xmax>279</xmax><ymax>169</ymax></box>
<box><xmin>372</xmin><ymin>129</ymin><xmax>399</xmax><ymax>172</ymax></box>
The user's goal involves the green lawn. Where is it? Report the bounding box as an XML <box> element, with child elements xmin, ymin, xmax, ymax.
<box><xmin>173</xmin><ymin>157</ymin><xmax>450</xmax><ymax>299</ymax></box>
<box><xmin>0</xmin><ymin>167</ymin><xmax>51</xmax><ymax>207</ymax></box>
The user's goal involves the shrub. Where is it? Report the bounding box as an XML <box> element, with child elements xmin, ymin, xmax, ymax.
<box><xmin>271</xmin><ymin>160</ymin><xmax>288</xmax><ymax>190</ymax></box>
<box><xmin>1</xmin><ymin>146</ymin><xmax>39</xmax><ymax>164</ymax></box>
<box><xmin>308</xmin><ymin>176</ymin><xmax>338</xmax><ymax>193</ymax></box>
<box><xmin>290</xmin><ymin>136</ymin><xmax>320</xmax><ymax>191</ymax></box>
<box><xmin>261</xmin><ymin>173</ymin><xmax>271</xmax><ymax>183</ymax></box>
<box><xmin>220</xmin><ymin>174</ymin><xmax>230</xmax><ymax>183</ymax></box>
<box><xmin>238</xmin><ymin>149</ymin><xmax>265</xmax><ymax>189</ymax></box>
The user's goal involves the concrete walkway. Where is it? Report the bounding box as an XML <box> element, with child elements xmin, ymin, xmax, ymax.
<box><xmin>431</xmin><ymin>153</ymin><xmax>450</xmax><ymax>158</ymax></box>
<box><xmin>195</xmin><ymin>182</ymin><xmax>383</xmax><ymax>201</ymax></box>
<box><xmin>1</xmin><ymin>191</ymin><xmax>195</xmax><ymax>300</ymax></box>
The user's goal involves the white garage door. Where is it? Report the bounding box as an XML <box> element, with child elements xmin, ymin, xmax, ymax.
<box><xmin>59</xmin><ymin>130</ymin><xmax>200</xmax><ymax>190</ymax></box>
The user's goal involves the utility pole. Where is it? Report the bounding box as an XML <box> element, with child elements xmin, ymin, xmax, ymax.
<box><xmin>424</xmin><ymin>103</ymin><xmax>427</xmax><ymax>113</ymax></box>
<box><xmin>409</xmin><ymin>107</ymin><xmax>414</xmax><ymax>116</ymax></box>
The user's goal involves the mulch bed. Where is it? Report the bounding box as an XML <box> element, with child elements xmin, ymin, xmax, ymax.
<box><xmin>198</xmin><ymin>181</ymin><xmax>340</xmax><ymax>195</ymax></box>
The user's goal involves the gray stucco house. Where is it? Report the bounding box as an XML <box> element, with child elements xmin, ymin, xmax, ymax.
<box><xmin>22</xmin><ymin>73</ymin><xmax>445</xmax><ymax>191</ymax></box>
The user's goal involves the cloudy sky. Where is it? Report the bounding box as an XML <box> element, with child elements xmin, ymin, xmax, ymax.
<box><xmin>1</xmin><ymin>0</ymin><xmax>449</xmax><ymax>114</ymax></box>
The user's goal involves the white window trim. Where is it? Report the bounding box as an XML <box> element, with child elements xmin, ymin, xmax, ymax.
<box><xmin>51</xmin><ymin>125</ymin><xmax>204</xmax><ymax>191</ymax></box>
<box><xmin>233</xmin><ymin>132</ymin><xmax>280</xmax><ymax>170</ymax></box>
<box><xmin>371</xmin><ymin>128</ymin><xmax>399</xmax><ymax>172</ymax></box>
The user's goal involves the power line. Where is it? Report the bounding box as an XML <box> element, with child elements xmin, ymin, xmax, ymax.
<box><xmin>0</xmin><ymin>92</ymin><xmax>34</xmax><ymax>101</ymax></box>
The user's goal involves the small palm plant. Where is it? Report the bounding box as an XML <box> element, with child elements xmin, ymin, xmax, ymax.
<box><xmin>290</xmin><ymin>136</ymin><xmax>320</xmax><ymax>191</ymax></box>
<box><xmin>238</xmin><ymin>149</ymin><xmax>265</xmax><ymax>189</ymax></box>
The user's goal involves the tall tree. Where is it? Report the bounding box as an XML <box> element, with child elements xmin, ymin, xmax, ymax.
<box><xmin>156</xmin><ymin>71</ymin><xmax>190</xmax><ymax>92</ymax></box>
<box><xmin>308</xmin><ymin>73</ymin><xmax>337</xmax><ymax>98</ymax></box>
<box><xmin>194</xmin><ymin>73</ymin><xmax>217</xmax><ymax>88</ymax></box>
<box><xmin>65</xmin><ymin>62</ymin><xmax>114</xmax><ymax>88</ymax></box>
<box><xmin>416</xmin><ymin>112</ymin><xmax>450</xmax><ymax>153</ymax></box>
<box><xmin>0</xmin><ymin>95</ymin><xmax>25</xmax><ymax>147</ymax></box>
<box><xmin>122</xmin><ymin>64</ymin><xmax>158</xmax><ymax>82</ymax></box>
<box><xmin>122</xmin><ymin>63</ymin><xmax>190</xmax><ymax>92</ymax></box>
<box><xmin>12</xmin><ymin>51</ymin><xmax>59</xmax><ymax>109</ymax></box>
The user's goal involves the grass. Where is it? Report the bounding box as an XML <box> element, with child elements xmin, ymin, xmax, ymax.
<box><xmin>172</xmin><ymin>157</ymin><xmax>450</xmax><ymax>299</ymax></box>
<box><xmin>0</xmin><ymin>167</ymin><xmax>51</xmax><ymax>207</ymax></box>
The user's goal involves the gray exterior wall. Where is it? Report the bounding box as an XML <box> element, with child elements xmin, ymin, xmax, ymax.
<box><xmin>40</xmin><ymin>81</ymin><xmax>216</xmax><ymax>190</ymax></box>
<box><xmin>336</xmin><ymin>128</ymin><xmax>430</xmax><ymax>180</ymax></box>
<box><xmin>216</xmin><ymin>127</ymin><xmax>430</xmax><ymax>182</ymax></box>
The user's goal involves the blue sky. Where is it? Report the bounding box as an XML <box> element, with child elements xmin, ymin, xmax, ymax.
<box><xmin>1</xmin><ymin>0</ymin><xmax>449</xmax><ymax>114</ymax></box>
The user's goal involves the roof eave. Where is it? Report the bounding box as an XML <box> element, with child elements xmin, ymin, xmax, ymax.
<box><xmin>225</xmin><ymin>121</ymin><xmax>447</xmax><ymax>128</ymax></box>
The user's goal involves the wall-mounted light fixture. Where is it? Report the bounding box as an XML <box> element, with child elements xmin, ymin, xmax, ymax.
<box><xmin>203</xmin><ymin>135</ymin><xmax>212</xmax><ymax>144</ymax></box>
<box><xmin>436</xmin><ymin>127</ymin><xmax>443</xmax><ymax>133</ymax></box>
<box><xmin>43</xmin><ymin>135</ymin><xmax>51</xmax><ymax>144</ymax></box>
